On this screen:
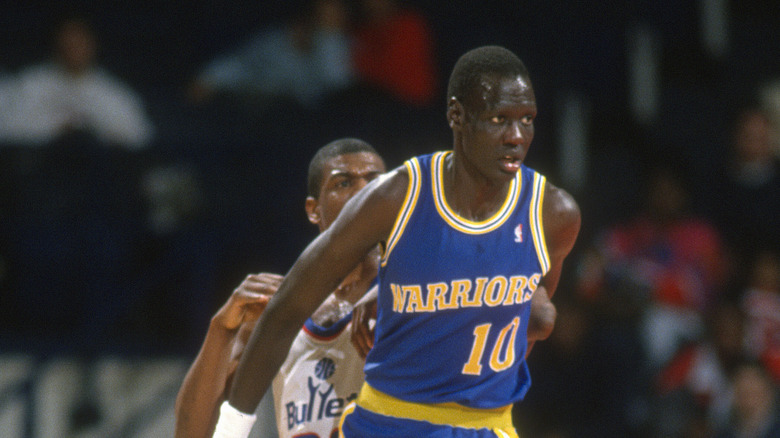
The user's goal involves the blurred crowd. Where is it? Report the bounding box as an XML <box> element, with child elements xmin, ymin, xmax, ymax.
<box><xmin>0</xmin><ymin>1</ymin><xmax>778</xmax><ymax>437</ymax></box>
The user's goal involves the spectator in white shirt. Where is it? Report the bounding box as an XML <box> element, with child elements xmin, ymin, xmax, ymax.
<box><xmin>0</xmin><ymin>16</ymin><xmax>154</xmax><ymax>149</ymax></box>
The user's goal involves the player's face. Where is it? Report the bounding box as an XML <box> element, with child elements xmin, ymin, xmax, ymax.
<box><xmin>308</xmin><ymin>152</ymin><xmax>386</xmax><ymax>232</ymax></box>
<box><xmin>460</xmin><ymin>74</ymin><xmax>536</xmax><ymax>182</ymax></box>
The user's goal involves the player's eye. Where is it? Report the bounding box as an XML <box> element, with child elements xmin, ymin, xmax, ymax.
<box><xmin>490</xmin><ymin>116</ymin><xmax>505</xmax><ymax>124</ymax></box>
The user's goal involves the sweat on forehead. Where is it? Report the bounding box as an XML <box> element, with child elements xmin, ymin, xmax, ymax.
<box><xmin>447</xmin><ymin>46</ymin><xmax>530</xmax><ymax>105</ymax></box>
<box><xmin>470</xmin><ymin>74</ymin><xmax>533</xmax><ymax>106</ymax></box>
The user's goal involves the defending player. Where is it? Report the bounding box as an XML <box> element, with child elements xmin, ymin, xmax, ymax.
<box><xmin>175</xmin><ymin>138</ymin><xmax>385</xmax><ymax>437</ymax></box>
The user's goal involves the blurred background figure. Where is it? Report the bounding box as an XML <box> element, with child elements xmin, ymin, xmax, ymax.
<box><xmin>707</xmin><ymin>106</ymin><xmax>780</xmax><ymax>271</ymax></box>
<box><xmin>739</xmin><ymin>249</ymin><xmax>780</xmax><ymax>382</ymax></box>
<box><xmin>0</xmin><ymin>15</ymin><xmax>154</xmax><ymax>149</ymax></box>
<box><xmin>651</xmin><ymin>302</ymin><xmax>748</xmax><ymax>437</ymax></box>
<box><xmin>714</xmin><ymin>360</ymin><xmax>780</xmax><ymax>438</ymax></box>
<box><xmin>578</xmin><ymin>163</ymin><xmax>730</xmax><ymax>372</ymax></box>
<box><xmin>350</xmin><ymin>0</ymin><xmax>438</xmax><ymax>108</ymax></box>
<box><xmin>187</xmin><ymin>0</ymin><xmax>352</xmax><ymax>111</ymax></box>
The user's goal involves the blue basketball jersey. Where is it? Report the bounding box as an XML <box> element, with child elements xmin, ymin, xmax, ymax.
<box><xmin>364</xmin><ymin>151</ymin><xmax>550</xmax><ymax>409</ymax></box>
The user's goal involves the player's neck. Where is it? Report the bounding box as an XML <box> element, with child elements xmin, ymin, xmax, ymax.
<box><xmin>443</xmin><ymin>153</ymin><xmax>510</xmax><ymax>222</ymax></box>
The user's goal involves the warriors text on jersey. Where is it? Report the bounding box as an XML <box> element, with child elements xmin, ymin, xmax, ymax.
<box><xmin>364</xmin><ymin>151</ymin><xmax>550</xmax><ymax>409</ymax></box>
<box><xmin>273</xmin><ymin>313</ymin><xmax>366</xmax><ymax>438</ymax></box>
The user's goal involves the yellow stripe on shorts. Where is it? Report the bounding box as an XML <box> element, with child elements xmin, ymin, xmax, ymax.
<box><xmin>355</xmin><ymin>383</ymin><xmax>519</xmax><ymax>437</ymax></box>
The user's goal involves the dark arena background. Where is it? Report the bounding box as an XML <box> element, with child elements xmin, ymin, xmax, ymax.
<box><xmin>1</xmin><ymin>1</ymin><xmax>778</xmax><ymax>436</ymax></box>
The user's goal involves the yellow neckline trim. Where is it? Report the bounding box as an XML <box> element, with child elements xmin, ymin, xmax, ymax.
<box><xmin>432</xmin><ymin>151</ymin><xmax>520</xmax><ymax>234</ymax></box>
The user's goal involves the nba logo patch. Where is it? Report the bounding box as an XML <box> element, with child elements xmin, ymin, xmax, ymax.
<box><xmin>514</xmin><ymin>224</ymin><xmax>523</xmax><ymax>243</ymax></box>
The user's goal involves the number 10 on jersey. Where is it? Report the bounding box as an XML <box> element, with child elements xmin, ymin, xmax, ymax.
<box><xmin>461</xmin><ymin>316</ymin><xmax>521</xmax><ymax>375</ymax></box>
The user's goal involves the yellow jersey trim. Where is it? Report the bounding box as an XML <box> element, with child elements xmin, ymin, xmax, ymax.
<box><xmin>381</xmin><ymin>158</ymin><xmax>421</xmax><ymax>267</ymax></box>
<box><xmin>432</xmin><ymin>151</ymin><xmax>520</xmax><ymax>234</ymax></box>
<box><xmin>529</xmin><ymin>173</ymin><xmax>550</xmax><ymax>274</ymax></box>
<box><xmin>338</xmin><ymin>402</ymin><xmax>356</xmax><ymax>438</ymax></box>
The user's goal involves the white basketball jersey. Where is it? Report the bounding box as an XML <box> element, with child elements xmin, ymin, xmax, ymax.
<box><xmin>271</xmin><ymin>314</ymin><xmax>365</xmax><ymax>438</ymax></box>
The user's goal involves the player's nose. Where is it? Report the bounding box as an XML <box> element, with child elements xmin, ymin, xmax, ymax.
<box><xmin>504</xmin><ymin>121</ymin><xmax>525</xmax><ymax>146</ymax></box>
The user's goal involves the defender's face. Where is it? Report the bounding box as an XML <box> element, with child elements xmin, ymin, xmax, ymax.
<box><xmin>461</xmin><ymin>74</ymin><xmax>537</xmax><ymax>181</ymax></box>
<box><xmin>310</xmin><ymin>152</ymin><xmax>386</xmax><ymax>232</ymax></box>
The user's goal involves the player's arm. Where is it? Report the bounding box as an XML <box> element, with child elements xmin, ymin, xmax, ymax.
<box><xmin>527</xmin><ymin>183</ymin><xmax>580</xmax><ymax>352</ymax></box>
<box><xmin>527</xmin><ymin>285</ymin><xmax>556</xmax><ymax>344</ymax></box>
<box><xmin>214</xmin><ymin>168</ymin><xmax>409</xmax><ymax>436</ymax></box>
<box><xmin>174</xmin><ymin>273</ymin><xmax>281</xmax><ymax>438</ymax></box>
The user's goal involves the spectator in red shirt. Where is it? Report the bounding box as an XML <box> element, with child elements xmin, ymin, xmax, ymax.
<box><xmin>351</xmin><ymin>0</ymin><xmax>438</xmax><ymax>107</ymax></box>
<box><xmin>576</xmin><ymin>163</ymin><xmax>731</xmax><ymax>371</ymax></box>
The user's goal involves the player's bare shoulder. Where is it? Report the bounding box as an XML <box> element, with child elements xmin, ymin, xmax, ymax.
<box><xmin>334</xmin><ymin>164</ymin><xmax>411</xmax><ymax>244</ymax></box>
<box><xmin>357</xmin><ymin>163</ymin><xmax>410</xmax><ymax>211</ymax></box>
<box><xmin>542</xmin><ymin>181</ymin><xmax>581</xmax><ymax>258</ymax></box>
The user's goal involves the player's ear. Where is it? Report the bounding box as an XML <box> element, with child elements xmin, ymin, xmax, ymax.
<box><xmin>305</xmin><ymin>196</ymin><xmax>321</xmax><ymax>225</ymax></box>
<box><xmin>447</xmin><ymin>97</ymin><xmax>463</xmax><ymax>129</ymax></box>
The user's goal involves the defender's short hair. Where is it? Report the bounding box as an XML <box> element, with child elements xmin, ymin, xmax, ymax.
<box><xmin>307</xmin><ymin>138</ymin><xmax>382</xmax><ymax>198</ymax></box>
<box><xmin>447</xmin><ymin>46</ymin><xmax>530</xmax><ymax>108</ymax></box>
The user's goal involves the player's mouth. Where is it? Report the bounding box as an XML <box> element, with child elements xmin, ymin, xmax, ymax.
<box><xmin>499</xmin><ymin>155</ymin><xmax>521</xmax><ymax>173</ymax></box>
